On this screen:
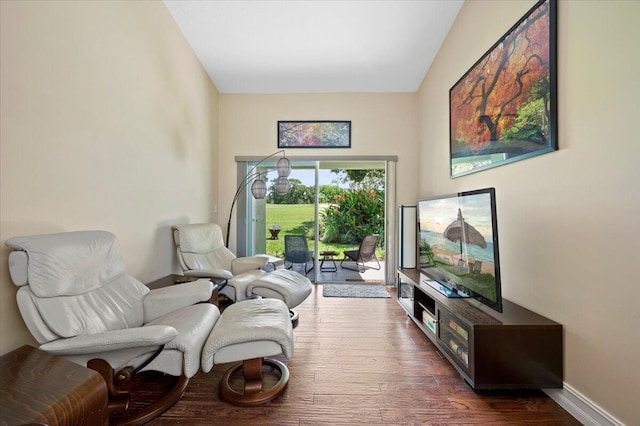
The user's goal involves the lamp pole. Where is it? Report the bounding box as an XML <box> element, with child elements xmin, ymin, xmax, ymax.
<box><xmin>226</xmin><ymin>150</ymin><xmax>291</xmax><ymax>248</ymax></box>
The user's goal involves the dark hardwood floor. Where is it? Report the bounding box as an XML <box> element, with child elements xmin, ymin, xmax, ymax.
<box><xmin>149</xmin><ymin>284</ymin><xmax>579</xmax><ymax>425</ymax></box>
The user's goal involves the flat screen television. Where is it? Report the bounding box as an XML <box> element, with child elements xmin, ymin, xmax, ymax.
<box><xmin>417</xmin><ymin>187</ymin><xmax>503</xmax><ymax>313</ymax></box>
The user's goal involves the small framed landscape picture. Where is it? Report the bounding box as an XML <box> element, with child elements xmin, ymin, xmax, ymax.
<box><xmin>278</xmin><ymin>121</ymin><xmax>351</xmax><ymax>148</ymax></box>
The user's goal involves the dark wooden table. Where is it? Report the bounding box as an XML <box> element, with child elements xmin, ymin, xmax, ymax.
<box><xmin>146</xmin><ymin>274</ymin><xmax>220</xmax><ymax>306</ymax></box>
<box><xmin>0</xmin><ymin>345</ymin><xmax>108</xmax><ymax>426</ymax></box>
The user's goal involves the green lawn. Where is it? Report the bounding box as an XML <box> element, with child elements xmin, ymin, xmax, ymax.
<box><xmin>265</xmin><ymin>203</ymin><xmax>384</xmax><ymax>259</ymax></box>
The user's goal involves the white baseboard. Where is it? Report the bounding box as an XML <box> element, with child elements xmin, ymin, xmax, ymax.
<box><xmin>544</xmin><ymin>383</ymin><xmax>624</xmax><ymax>426</ymax></box>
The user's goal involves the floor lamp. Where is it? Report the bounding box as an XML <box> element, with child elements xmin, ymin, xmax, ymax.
<box><xmin>226</xmin><ymin>150</ymin><xmax>292</xmax><ymax>248</ymax></box>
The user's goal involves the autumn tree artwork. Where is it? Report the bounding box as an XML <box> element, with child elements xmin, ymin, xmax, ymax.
<box><xmin>278</xmin><ymin>121</ymin><xmax>351</xmax><ymax>148</ymax></box>
<box><xmin>450</xmin><ymin>0</ymin><xmax>557</xmax><ymax>178</ymax></box>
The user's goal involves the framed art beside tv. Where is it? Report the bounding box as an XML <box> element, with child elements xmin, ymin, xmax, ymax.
<box><xmin>278</xmin><ymin>121</ymin><xmax>351</xmax><ymax>148</ymax></box>
<box><xmin>449</xmin><ymin>0</ymin><xmax>557</xmax><ymax>178</ymax></box>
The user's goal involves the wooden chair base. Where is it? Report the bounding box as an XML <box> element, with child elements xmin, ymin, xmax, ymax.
<box><xmin>88</xmin><ymin>358</ymin><xmax>189</xmax><ymax>426</ymax></box>
<box><xmin>219</xmin><ymin>357</ymin><xmax>289</xmax><ymax>406</ymax></box>
<box><xmin>290</xmin><ymin>309</ymin><xmax>299</xmax><ymax>329</ymax></box>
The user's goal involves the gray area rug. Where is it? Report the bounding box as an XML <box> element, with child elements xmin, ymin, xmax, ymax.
<box><xmin>322</xmin><ymin>283</ymin><xmax>391</xmax><ymax>298</ymax></box>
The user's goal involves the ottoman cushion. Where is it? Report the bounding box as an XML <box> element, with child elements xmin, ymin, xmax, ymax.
<box><xmin>248</xmin><ymin>270</ymin><xmax>312</xmax><ymax>309</ymax></box>
<box><xmin>201</xmin><ymin>298</ymin><xmax>293</xmax><ymax>373</ymax></box>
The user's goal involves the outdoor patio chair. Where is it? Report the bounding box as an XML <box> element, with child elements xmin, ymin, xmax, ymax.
<box><xmin>284</xmin><ymin>234</ymin><xmax>314</xmax><ymax>275</ymax></box>
<box><xmin>340</xmin><ymin>234</ymin><xmax>381</xmax><ymax>272</ymax></box>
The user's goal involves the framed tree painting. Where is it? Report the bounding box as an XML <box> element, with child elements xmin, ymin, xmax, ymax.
<box><xmin>278</xmin><ymin>121</ymin><xmax>351</xmax><ymax>148</ymax></box>
<box><xmin>450</xmin><ymin>0</ymin><xmax>557</xmax><ymax>178</ymax></box>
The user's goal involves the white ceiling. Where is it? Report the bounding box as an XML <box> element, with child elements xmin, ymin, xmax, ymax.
<box><xmin>163</xmin><ymin>0</ymin><xmax>464</xmax><ymax>94</ymax></box>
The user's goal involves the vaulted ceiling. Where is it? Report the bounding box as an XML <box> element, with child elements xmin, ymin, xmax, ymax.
<box><xmin>164</xmin><ymin>1</ymin><xmax>464</xmax><ymax>94</ymax></box>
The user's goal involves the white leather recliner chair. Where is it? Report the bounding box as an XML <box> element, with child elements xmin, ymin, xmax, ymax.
<box><xmin>173</xmin><ymin>223</ymin><xmax>312</xmax><ymax>324</ymax></box>
<box><xmin>6</xmin><ymin>229</ymin><xmax>298</xmax><ymax>423</ymax></box>
<box><xmin>6</xmin><ymin>230</ymin><xmax>218</xmax><ymax>424</ymax></box>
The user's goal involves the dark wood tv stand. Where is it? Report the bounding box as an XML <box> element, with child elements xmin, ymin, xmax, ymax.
<box><xmin>398</xmin><ymin>269</ymin><xmax>563</xmax><ymax>389</ymax></box>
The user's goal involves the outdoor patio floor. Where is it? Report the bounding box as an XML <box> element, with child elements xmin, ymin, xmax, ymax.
<box><xmin>288</xmin><ymin>258</ymin><xmax>387</xmax><ymax>284</ymax></box>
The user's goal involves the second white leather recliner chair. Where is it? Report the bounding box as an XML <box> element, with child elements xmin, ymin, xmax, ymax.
<box><xmin>173</xmin><ymin>223</ymin><xmax>312</xmax><ymax>324</ymax></box>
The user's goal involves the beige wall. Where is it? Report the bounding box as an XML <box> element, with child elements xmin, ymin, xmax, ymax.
<box><xmin>418</xmin><ymin>1</ymin><xmax>640</xmax><ymax>424</ymax></box>
<box><xmin>218</xmin><ymin>93</ymin><xmax>419</xmax><ymax>253</ymax></box>
<box><xmin>0</xmin><ymin>1</ymin><xmax>219</xmax><ymax>353</ymax></box>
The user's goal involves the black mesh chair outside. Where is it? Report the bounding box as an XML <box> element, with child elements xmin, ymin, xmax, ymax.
<box><xmin>284</xmin><ymin>235</ymin><xmax>314</xmax><ymax>274</ymax></box>
<box><xmin>340</xmin><ymin>234</ymin><xmax>381</xmax><ymax>272</ymax></box>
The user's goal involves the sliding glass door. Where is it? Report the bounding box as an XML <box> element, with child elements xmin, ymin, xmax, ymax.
<box><xmin>239</xmin><ymin>156</ymin><xmax>397</xmax><ymax>285</ymax></box>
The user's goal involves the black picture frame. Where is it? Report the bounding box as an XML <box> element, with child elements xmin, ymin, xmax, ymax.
<box><xmin>278</xmin><ymin>121</ymin><xmax>351</xmax><ymax>148</ymax></box>
<box><xmin>449</xmin><ymin>0</ymin><xmax>557</xmax><ymax>178</ymax></box>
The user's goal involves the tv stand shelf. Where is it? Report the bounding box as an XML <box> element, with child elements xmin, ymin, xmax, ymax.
<box><xmin>398</xmin><ymin>269</ymin><xmax>563</xmax><ymax>389</ymax></box>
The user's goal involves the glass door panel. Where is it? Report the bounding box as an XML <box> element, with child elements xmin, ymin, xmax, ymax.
<box><xmin>246</xmin><ymin>159</ymin><xmax>388</xmax><ymax>285</ymax></box>
<box><xmin>315</xmin><ymin>160</ymin><xmax>386</xmax><ymax>284</ymax></box>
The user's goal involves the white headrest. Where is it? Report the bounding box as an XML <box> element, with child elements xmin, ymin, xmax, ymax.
<box><xmin>5</xmin><ymin>230</ymin><xmax>126</xmax><ymax>297</ymax></box>
<box><xmin>8</xmin><ymin>251</ymin><xmax>29</xmax><ymax>286</ymax></box>
<box><xmin>174</xmin><ymin>223</ymin><xmax>224</xmax><ymax>254</ymax></box>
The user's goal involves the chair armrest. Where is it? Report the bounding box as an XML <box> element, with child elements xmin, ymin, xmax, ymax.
<box><xmin>231</xmin><ymin>256</ymin><xmax>268</xmax><ymax>275</ymax></box>
<box><xmin>184</xmin><ymin>269</ymin><xmax>233</xmax><ymax>280</ymax></box>
<box><xmin>143</xmin><ymin>279</ymin><xmax>213</xmax><ymax>322</ymax></box>
<box><xmin>39</xmin><ymin>325</ymin><xmax>178</xmax><ymax>356</ymax></box>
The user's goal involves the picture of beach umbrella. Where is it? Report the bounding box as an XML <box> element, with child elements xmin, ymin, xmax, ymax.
<box><xmin>443</xmin><ymin>208</ymin><xmax>487</xmax><ymax>256</ymax></box>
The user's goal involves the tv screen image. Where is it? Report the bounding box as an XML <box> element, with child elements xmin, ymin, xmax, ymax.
<box><xmin>418</xmin><ymin>187</ymin><xmax>503</xmax><ymax>312</ymax></box>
